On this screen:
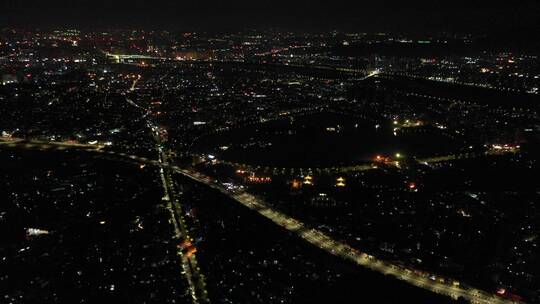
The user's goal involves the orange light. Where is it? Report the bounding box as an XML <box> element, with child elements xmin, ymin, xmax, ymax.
<box><xmin>408</xmin><ymin>183</ymin><xmax>416</xmax><ymax>189</ymax></box>
<box><xmin>186</xmin><ymin>247</ymin><xmax>198</xmax><ymax>257</ymax></box>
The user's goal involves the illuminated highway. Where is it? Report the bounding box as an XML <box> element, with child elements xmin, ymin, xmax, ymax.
<box><xmin>0</xmin><ymin>137</ymin><xmax>105</xmax><ymax>150</ymax></box>
<box><xmin>123</xmin><ymin>90</ymin><xmax>209</xmax><ymax>304</ymax></box>
<box><xmin>360</xmin><ymin>70</ymin><xmax>380</xmax><ymax>80</ymax></box>
<box><xmin>175</xmin><ymin>169</ymin><xmax>523</xmax><ymax>304</ymax></box>
<box><xmin>157</xmin><ymin>141</ymin><xmax>210</xmax><ymax>304</ymax></box>
<box><xmin>0</xmin><ymin>138</ymin><xmax>524</xmax><ymax>304</ymax></box>
<box><xmin>0</xmin><ymin>136</ymin><xmax>209</xmax><ymax>303</ymax></box>
<box><xmin>381</xmin><ymin>71</ymin><xmax>537</xmax><ymax>95</ymax></box>
<box><xmin>284</xmin><ymin>63</ymin><xmax>378</xmax><ymax>78</ymax></box>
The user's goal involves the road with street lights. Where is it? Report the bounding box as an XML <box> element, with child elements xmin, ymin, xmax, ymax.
<box><xmin>0</xmin><ymin>137</ymin><xmax>523</xmax><ymax>304</ymax></box>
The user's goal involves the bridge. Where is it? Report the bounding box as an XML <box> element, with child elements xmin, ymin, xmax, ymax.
<box><xmin>102</xmin><ymin>51</ymin><xmax>163</xmax><ymax>63</ymax></box>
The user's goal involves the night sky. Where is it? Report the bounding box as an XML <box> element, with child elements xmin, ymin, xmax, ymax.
<box><xmin>0</xmin><ymin>0</ymin><xmax>539</xmax><ymax>33</ymax></box>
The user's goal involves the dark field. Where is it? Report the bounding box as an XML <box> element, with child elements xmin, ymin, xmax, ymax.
<box><xmin>193</xmin><ymin>112</ymin><xmax>466</xmax><ymax>167</ymax></box>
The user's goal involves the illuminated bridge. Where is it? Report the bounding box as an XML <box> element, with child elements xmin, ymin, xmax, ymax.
<box><xmin>102</xmin><ymin>51</ymin><xmax>163</xmax><ymax>63</ymax></box>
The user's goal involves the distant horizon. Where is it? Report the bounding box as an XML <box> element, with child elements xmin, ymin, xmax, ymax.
<box><xmin>2</xmin><ymin>25</ymin><xmax>539</xmax><ymax>54</ymax></box>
